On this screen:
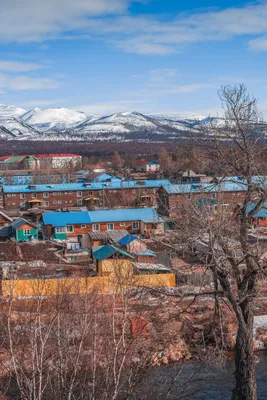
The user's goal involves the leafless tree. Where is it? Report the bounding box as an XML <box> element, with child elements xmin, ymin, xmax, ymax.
<box><xmin>168</xmin><ymin>84</ymin><xmax>267</xmax><ymax>400</ymax></box>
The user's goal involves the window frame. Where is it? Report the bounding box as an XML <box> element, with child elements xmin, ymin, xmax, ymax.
<box><xmin>66</xmin><ymin>225</ymin><xmax>74</xmax><ymax>233</ymax></box>
<box><xmin>23</xmin><ymin>229</ymin><xmax>31</xmax><ymax>236</ymax></box>
<box><xmin>107</xmin><ymin>223</ymin><xmax>114</xmax><ymax>231</ymax></box>
<box><xmin>132</xmin><ymin>221</ymin><xmax>139</xmax><ymax>230</ymax></box>
<box><xmin>92</xmin><ymin>224</ymin><xmax>100</xmax><ymax>232</ymax></box>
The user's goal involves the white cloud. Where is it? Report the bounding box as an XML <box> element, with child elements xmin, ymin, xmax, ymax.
<box><xmin>249</xmin><ymin>36</ymin><xmax>267</xmax><ymax>51</ymax></box>
<box><xmin>0</xmin><ymin>0</ymin><xmax>129</xmax><ymax>42</ymax></box>
<box><xmin>1</xmin><ymin>1</ymin><xmax>267</xmax><ymax>55</ymax></box>
<box><xmin>0</xmin><ymin>74</ymin><xmax>60</xmax><ymax>90</ymax></box>
<box><xmin>0</xmin><ymin>61</ymin><xmax>42</xmax><ymax>72</ymax></box>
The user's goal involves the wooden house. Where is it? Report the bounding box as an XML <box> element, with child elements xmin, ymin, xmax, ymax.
<box><xmin>0</xmin><ymin>211</ymin><xmax>12</xmax><ymax>227</ymax></box>
<box><xmin>10</xmin><ymin>218</ymin><xmax>38</xmax><ymax>242</ymax></box>
<box><xmin>92</xmin><ymin>244</ymin><xmax>135</xmax><ymax>277</ymax></box>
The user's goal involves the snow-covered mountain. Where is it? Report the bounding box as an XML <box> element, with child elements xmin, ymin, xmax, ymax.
<box><xmin>20</xmin><ymin>107</ymin><xmax>88</xmax><ymax>132</ymax></box>
<box><xmin>0</xmin><ymin>104</ymin><xmax>40</xmax><ymax>139</ymax></box>
<box><xmin>0</xmin><ymin>104</ymin><xmax>210</xmax><ymax>141</ymax></box>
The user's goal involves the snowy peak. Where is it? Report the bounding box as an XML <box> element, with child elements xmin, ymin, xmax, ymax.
<box><xmin>20</xmin><ymin>107</ymin><xmax>87</xmax><ymax>132</ymax></box>
<box><xmin>0</xmin><ymin>104</ymin><xmax>26</xmax><ymax>118</ymax></box>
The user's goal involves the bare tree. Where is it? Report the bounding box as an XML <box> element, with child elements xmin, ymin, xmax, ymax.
<box><xmin>169</xmin><ymin>84</ymin><xmax>267</xmax><ymax>400</ymax></box>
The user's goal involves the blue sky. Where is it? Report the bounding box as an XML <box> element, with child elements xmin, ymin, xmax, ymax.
<box><xmin>1</xmin><ymin>0</ymin><xmax>267</xmax><ymax>117</ymax></box>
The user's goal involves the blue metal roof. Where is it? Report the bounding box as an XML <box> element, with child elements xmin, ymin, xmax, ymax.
<box><xmin>148</xmin><ymin>161</ymin><xmax>159</xmax><ymax>165</ymax></box>
<box><xmin>94</xmin><ymin>173</ymin><xmax>112</xmax><ymax>182</ymax></box>
<box><xmin>88</xmin><ymin>208</ymin><xmax>164</xmax><ymax>224</ymax></box>
<box><xmin>118</xmin><ymin>235</ymin><xmax>136</xmax><ymax>246</ymax></box>
<box><xmin>42</xmin><ymin>208</ymin><xmax>164</xmax><ymax>227</ymax></box>
<box><xmin>93</xmin><ymin>244</ymin><xmax>134</xmax><ymax>261</ymax></box>
<box><xmin>42</xmin><ymin>212</ymin><xmax>91</xmax><ymax>227</ymax></box>
<box><xmin>161</xmin><ymin>181</ymin><xmax>247</xmax><ymax>195</ymax></box>
<box><xmin>247</xmin><ymin>203</ymin><xmax>267</xmax><ymax>218</ymax></box>
<box><xmin>133</xmin><ymin>249</ymin><xmax>156</xmax><ymax>256</ymax></box>
<box><xmin>3</xmin><ymin>179</ymin><xmax>170</xmax><ymax>193</ymax></box>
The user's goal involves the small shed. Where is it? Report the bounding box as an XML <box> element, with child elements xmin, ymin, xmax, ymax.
<box><xmin>11</xmin><ymin>218</ymin><xmax>38</xmax><ymax>242</ymax></box>
<box><xmin>93</xmin><ymin>244</ymin><xmax>135</xmax><ymax>277</ymax></box>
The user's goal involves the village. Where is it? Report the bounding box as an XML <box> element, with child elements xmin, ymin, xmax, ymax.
<box><xmin>0</xmin><ymin>147</ymin><xmax>267</xmax><ymax>399</ymax></box>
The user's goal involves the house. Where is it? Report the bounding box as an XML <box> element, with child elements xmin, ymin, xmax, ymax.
<box><xmin>2</xmin><ymin>179</ymin><xmax>170</xmax><ymax>210</ymax></box>
<box><xmin>134</xmin><ymin>160</ymin><xmax>160</xmax><ymax>173</ymax></box>
<box><xmin>179</xmin><ymin>170</ymin><xmax>212</xmax><ymax>184</ymax></box>
<box><xmin>10</xmin><ymin>218</ymin><xmax>38</xmax><ymax>242</ymax></box>
<box><xmin>41</xmin><ymin>208</ymin><xmax>165</xmax><ymax>244</ymax></box>
<box><xmin>157</xmin><ymin>181</ymin><xmax>246</xmax><ymax>217</ymax></box>
<box><xmin>0</xmin><ymin>211</ymin><xmax>12</xmax><ymax>227</ymax></box>
<box><xmin>92</xmin><ymin>244</ymin><xmax>135</xmax><ymax>277</ymax></box>
<box><xmin>88</xmin><ymin>229</ymin><xmax>129</xmax><ymax>248</ymax></box>
<box><xmin>0</xmin><ymin>154</ymin><xmax>82</xmax><ymax>171</ymax></box>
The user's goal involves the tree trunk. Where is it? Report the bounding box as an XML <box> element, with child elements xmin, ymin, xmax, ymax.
<box><xmin>232</xmin><ymin>303</ymin><xmax>257</xmax><ymax>400</ymax></box>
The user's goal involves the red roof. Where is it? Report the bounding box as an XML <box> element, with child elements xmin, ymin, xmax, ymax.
<box><xmin>0</xmin><ymin>155</ymin><xmax>11</xmax><ymax>160</ymax></box>
<box><xmin>135</xmin><ymin>160</ymin><xmax>148</xmax><ymax>165</ymax></box>
<box><xmin>33</xmin><ymin>154</ymin><xmax>80</xmax><ymax>159</ymax></box>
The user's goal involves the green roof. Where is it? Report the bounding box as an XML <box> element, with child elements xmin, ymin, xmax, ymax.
<box><xmin>4</xmin><ymin>156</ymin><xmax>26</xmax><ymax>164</ymax></box>
<box><xmin>93</xmin><ymin>244</ymin><xmax>135</xmax><ymax>262</ymax></box>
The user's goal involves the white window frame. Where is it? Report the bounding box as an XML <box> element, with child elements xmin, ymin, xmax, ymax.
<box><xmin>88</xmin><ymin>191</ymin><xmax>93</xmax><ymax>196</ymax></box>
<box><xmin>77</xmin><ymin>191</ymin><xmax>82</xmax><ymax>197</ymax></box>
<box><xmin>92</xmin><ymin>224</ymin><xmax>100</xmax><ymax>232</ymax></box>
<box><xmin>32</xmin><ymin>193</ymin><xmax>37</xmax><ymax>199</ymax></box>
<box><xmin>55</xmin><ymin>227</ymin><xmax>65</xmax><ymax>233</ymax></box>
<box><xmin>120</xmin><ymin>222</ymin><xmax>125</xmax><ymax>226</ymax></box>
<box><xmin>81</xmin><ymin>224</ymin><xmax>86</xmax><ymax>228</ymax></box>
<box><xmin>43</xmin><ymin>192</ymin><xmax>49</xmax><ymax>198</ymax></box>
<box><xmin>107</xmin><ymin>223</ymin><xmax>114</xmax><ymax>231</ymax></box>
<box><xmin>24</xmin><ymin>229</ymin><xmax>31</xmax><ymax>235</ymax></box>
<box><xmin>20</xmin><ymin>193</ymin><xmax>25</xmax><ymax>199</ymax></box>
<box><xmin>58</xmin><ymin>200</ymin><xmax>62</xmax><ymax>204</ymax></box>
<box><xmin>43</xmin><ymin>201</ymin><xmax>49</xmax><ymax>207</ymax></box>
<box><xmin>66</xmin><ymin>225</ymin><xmax>74</xmax><ymax>233</ymax></box>
<box><xmin>53</xmin><ymin>201</ymin><xmax>57</xmax><ymax>204</ymax></box>
<box><xmin>77</xmin><ymin>199</ymin><xmax>83</xmax><ymax>205</ymax></box>
<box><xmin>132</xmin><ymin>221</ymin><xmax>139</xmax><ymax>230</ymax></box>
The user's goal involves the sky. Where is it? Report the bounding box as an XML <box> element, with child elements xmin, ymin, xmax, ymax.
<box><xmin>2</xmin><ymin>0</ymin><xmax>267</xmax><ymax>117</ymax></box>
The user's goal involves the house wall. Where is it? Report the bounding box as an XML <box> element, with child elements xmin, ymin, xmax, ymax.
<box><xmin>158</xmin><ymin>188</ymin><xmax>245</xmax><ymax>217</ymax></box>
<box><xmin>3</xmin><ymin>186</ymin><xmax>158</xmax><ymax>210</ymax></box>
<box><xmin>98</xmin><ymin>259</ymin><xmax>133</xmax><ymax>277</ymax></box>
<box><xmin>15</xmin><ymin>223</ymin><xmax>38</xmax><ymax>241</ymax></box>
<box><xmin>128</xmin><ymin>239</ymin><xmax>148</xmax><ymax>253</ymax></box>
<box><xmin>140</xmin><ymin>221</ymin><xmax>164</xmax><ymax>235</ymax></box>
<box><xmin>0</xmin><ymin>215</ymin><xmax>11</xmax><ymax>227</ymax></box>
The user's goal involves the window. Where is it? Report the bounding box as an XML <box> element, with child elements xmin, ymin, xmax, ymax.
<box><xmin>107</xmin><ymin>223</ymin><xmax>114</xmax><ymax>231</ymax></box>
<box><xmin>69</xmin><ymin>191</ymin><xmax>73</xmax><ymax>194</ymax></box>
<box><xmin>212</xmin><ymin>193</ymin><xmax>216</xmax><ymax>199</ymax></box>
<box><xmin>7</xmin><ymin>194</ymin><xmax>11</xmax><ymax>197</ymax></box>
<box><xmin>53</xmin><ymin>192</ymin><xmax>56</xmax><ymax>196</ymax></box>
<box><xmin>186</xmin><ymin>193</ymin><xmax>191</xmax><ymax>200</ymax></box>
<box><xmin>92</xmin><ymin>224</ymin><xmax>100</xmax><ymax>232</ymax></box>
<box><xmin>81</xmin><ymin>224</ymin><xmax>86</xmax><ymax>228</ymax></box>
<box><xmin>32</xmin><ymin>193</ymin><xmax>37</xmax><ymax>199</ymax></box>
<box><xmin>24</xmin><ymin>229</ymin><xmax>31</xmax><ymax>235</ymax></box>
<box><xmin>43</xmin><ymin>192</ymin><xmax>49</xmax><ymax>198</ymax></box>
<box><xmin>77</xmin><ymin>191</ymin><xmax>82</xmax><ymax>197</ymax></box>
<box><xmin>88</xmin><ymin>191</ymin><xmax>93</xmax><ymax>196</ymax></box>
<box><xmin>55</xmin><ymin>227</ymin><xmax>65</xmax><ymax>233</ymax></box>
<box><xmin>77</xmin><ymin>199</ymin><xmax>83</xmax><ymax>205</ymax></box>
<box><xmin>58</xmin><ymin>200</ymin><xmax>62</xmax><ymax>204</ymax></box>
<box><xmin>132</xmin><ymin>221</ymin><xmax>139</xmax><ymax>230</ymax></box>
<box><xmin>20</xmin><ymin>193</ymin><xmax>25</xmax><ymax>199</ymax></box>
<box><xmin>66</xmin><ymin>225</ymin><xmax>74</xmax><ymax>232</ymax></box>
<box><xmin>120</xmin><ymin>222</ymin><xmax>125</xmax><ymax>226</ymax></box>
<box><xmin>12</xmin><ymin>194</ymin><xmax>16</xmax><ymax>197</ymax></box>
<box><xmin>44</xmin><ymin>201</ymin><xmax>49</xmax><ymax>207</ymax></box>
<box><xmin>53</xmin><ymin>201</ymin><xmax>57</xmax><ymax>204</ymax></box>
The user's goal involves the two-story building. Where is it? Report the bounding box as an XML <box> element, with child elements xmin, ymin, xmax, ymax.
<box><xmin>158</xmin><ymin>181</ymin><xmax>246</xmax><ymax>217</ymax></box>
<box><xmin>2</xmin><ymin>179</ymin><xmax>170</xmax><ymax>210</ymax></box>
